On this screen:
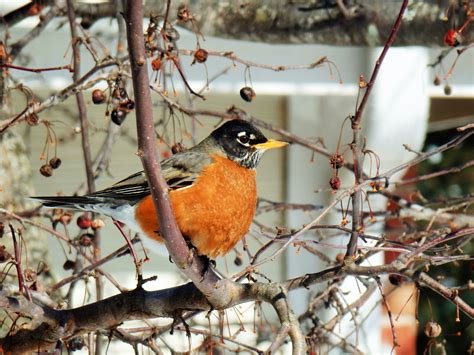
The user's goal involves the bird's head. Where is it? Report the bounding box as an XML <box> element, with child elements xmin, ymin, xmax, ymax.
<box><xmin>210</xmin><ymin>119</ymin><xmax>288</xmax><ymax>168</ymax></box>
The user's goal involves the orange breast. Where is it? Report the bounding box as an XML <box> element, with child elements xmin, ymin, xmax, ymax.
<box><xmin>134</xmin><ymin>155</ymin><xmax>257</xmax><ymax>259</ymax></box>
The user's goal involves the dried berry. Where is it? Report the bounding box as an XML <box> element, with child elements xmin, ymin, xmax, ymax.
<box><xmin>433</xmin><ymin>75</ymin><xmax>441</xmax><ymax>86</ymax></box>
<box><xmin>40</xmin><ymin>164</ymin><xmax>53</xmax><ymax>177</ymax></box>
<box><xmin>112</xmin><ymin>87</ymin><xmax>128</xmax><ymax>100</ymax></box>
<box><xmin>91</xmin><ymin>218</ymin><xmax>105</xmax><ymax>230</ymax></box>
<box><xmin>119</xmin><ymin>99</ymin><xmax>135</xmax><ymax>112</ymax></box>
<box><xmin>0</xmin><ymin>245</ymin><xmax>11</xmax><ymax>263</ymax></box>
<box><xmin>388</xmin><ymin>274</ymin><xmax>404</xmax><ymax>286</ymax></box>
<box><xmin>80</xmin><ymin>17</ymin><xmax>93</xmax><ymax>29</ymax></box>
<box><xmin>119</xmin><ymin>88</ymin><xmax>128</xmax><ymax>99</ymax></box>
<box><xmin>111</xmin><ymin>109</ymin><xmax>127</xmax><ymax>126</ymax></box>
<box><xmin>151</xmin><ymin>57</ymin><xmax>162</xmax><ymax>71</ymax></box>
<box><xmin>193</xmin><ymin>49</ymin><xmax>208</xmax><ymax>64</ymax></box>
<box><xmin>49</xmin><ymin>157</ymin><xmax>62</xmax><ymax>169</ymax></box>
<box><xmin>240</xmin><ymin>87</ymin><xmax>256</xmax><ymax>102</ymax></box>
<box><xmin>79</xmin><ymin>233</ymin><xmax>94</xmax><ymax>247</ymax></box>
<box><xmin>424</xmin><ymin>321</ymin><xmax>442</xmax><ymax>338</ymax></box>
<box><xmin>68</xmin><ymin>337</ymin><xmax>85</xmax><ymax>351</ymax></box>
<box><xmin>63</xmin><ymin>259</ymin><xmax>76</xmax><ymax>270</ymax></box>
<box><xmin>112</xmin><ymin>87</ymin><xmax>121</xmax><ymax>99</ymax></box>
<box><xmin>60</xmin><ymin>212</ymin><xmax>73</xmax><ymax>225</ymax></box>
<box><xmin>177</xmin><ymin>4</ymin><xmax>192</xmax><ymax>22</ymax></box>
<box><xmin>444</xmin><ymin>84</ymin><xmax>452</xmax><ymax>96</ymax></box>
<box><xmin>234</xmin><ymin>255</ymin><xmax>243</xmax><ymax>266</ymax></box>
<box><xmin>26</xmin><ymin>113</ymin><xmax>39</xmax><ymax>126</ymax></box>
<box><xmin>0</xmin><ymin>41</ymin><xmax>7</xmax><ymax>64</ymax></box>
<box><xmin>329</xmin><ymin>176</ymin><xmax>341</xmax><ymax>190</ymax></box>
<box><xmin>171</xmin><ymin>143</ymin><xmax>186</xmax><ymax>154</ymax></box>
<box><xmin>329</xmin><ymin>154</ymin><xmax>344</xmax><ymax>169</ymax></box>
<box><xmin>27</xmin><ymin>3</ymin><xmax>44</xmax><ymax>16</ymax></box>
<box><xmin>335</xmin><ymin>253</ymin><xmax>345</xmax><ymax>263</ymax></box>
<box><xmin>163</xmin><ymin>27</ymin><xmax>180</xmax><ymax>42</ymax></box>
<box><xmin>77</xmin><ymin>215</ymin><xmax>92</xmax><ymax>229</ymax></box>
<box><xmin>92</xmin><ymin>89</ymin><xmax>106</xmax><ymax>104</ymax></box>
<box><xmin>24</xmin><ymin>268</ymin><xmax>37</xmax><ymax>282</ymax></box>
<box><xmin>369</xmin><ymin>181</ymin><xmax>381</xmax><ymax>192</ymax></box>
<box><xmin>52</xmin><ymin>209</ymin><xmax>62</xmax><ymax>227</ymax></box>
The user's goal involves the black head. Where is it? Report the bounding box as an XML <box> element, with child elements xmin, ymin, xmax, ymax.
<box><xmin>210</xmin><ymin>119</ymin><xmax>287</xmax><ymax>168</ymax></box>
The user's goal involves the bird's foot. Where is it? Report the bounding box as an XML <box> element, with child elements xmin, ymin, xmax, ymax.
<box><xmin>170</xmin><ymin>311</ymin><xmax>190</xmax><ymax>338</ymax></box>
<box><xmin>198</xmin><ymin>254</ymin><xmax>216</xmax><ymax>282</ymax></box>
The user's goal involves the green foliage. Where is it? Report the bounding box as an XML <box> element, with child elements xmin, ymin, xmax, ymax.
<box><xmin>416</xmin><ymin>128</ymin><xmax>474</xmax><ymax>354</ymax></box>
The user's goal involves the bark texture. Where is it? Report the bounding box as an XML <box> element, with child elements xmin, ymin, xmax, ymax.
<box><xmin>67</xmin><ymin>0</ymin><xmax>473</xmax><ymax>46</ymax></box>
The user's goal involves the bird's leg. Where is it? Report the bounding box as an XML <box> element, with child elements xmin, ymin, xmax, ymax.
<box><xmin>112</xmin><ymin>219</ymin><xmax>143</xmax><ymax>283</ymax></box>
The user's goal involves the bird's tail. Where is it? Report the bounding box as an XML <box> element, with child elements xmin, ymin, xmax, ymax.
<box><xmin>31</xmin><ymin>195</ymin><xmax>106</xmax><ymax>211</ymax></box>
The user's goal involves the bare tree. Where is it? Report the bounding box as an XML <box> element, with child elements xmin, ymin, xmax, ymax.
<box><xmin>0</xmin><ymin>0</ymin><xmax>473</xmax><ymax>354</ymax></box>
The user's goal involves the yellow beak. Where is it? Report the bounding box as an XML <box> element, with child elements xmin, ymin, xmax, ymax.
<box><xmin>253</xmin><ymin>139</ymin><xmax>289</xmax><ymax>150</ymax></box>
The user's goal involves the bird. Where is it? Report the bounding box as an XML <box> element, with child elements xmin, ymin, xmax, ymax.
<box><xmin>32</xmin><ymin>119</ymin><xmax>288</xmax><ymax>259</ymax></box>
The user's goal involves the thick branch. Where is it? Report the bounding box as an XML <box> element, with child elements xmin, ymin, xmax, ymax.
<box><xmin>124</xmin><ymin>0</ymin><xmax>237</xmax><ymax>309</ymax></box>
<box><xmin>6</xmin><ymin>0</ymin><xmax>472</xmax><ymax>46</ymax></box>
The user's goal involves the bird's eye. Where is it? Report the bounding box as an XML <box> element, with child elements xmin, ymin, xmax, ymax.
<box><xmin>238</xmin><ymin>135</ymin><xmax>250</xmax><ymax>145</ymax></box>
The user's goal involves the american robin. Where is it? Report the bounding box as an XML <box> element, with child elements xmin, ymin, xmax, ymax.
<box><xmin>33</xmin><ymin>119</ymin><xmax>288</xmax><ymax>259</ymax></box>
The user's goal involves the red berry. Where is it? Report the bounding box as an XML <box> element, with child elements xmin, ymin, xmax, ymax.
<box><xmin>329</xmin><ymin>177</ymin><xmax>341</xmax><ymax>190</ymax></box>
<box><xmin>444</xmin><ymin>29</ymin><xmax>462</xmax><ymax>47</ymax></box>
<box><xmin>77</xmin><ymin>215</ymin><xmax>92</xmax><ymax>229</ymax></box>
<box><xmin>26</xmin><ymin>113</ymin><xmax>39</xmax><ymax>126</ymax></box>
<box><xmin>151</xmin><ymin>57</ymin><xmax>162</xmax><ymax>71</ymax></box>
<box><xmin>193</xmin><ymin>49</ymin><xmax>208</xmax><ymax>64</ymax></box>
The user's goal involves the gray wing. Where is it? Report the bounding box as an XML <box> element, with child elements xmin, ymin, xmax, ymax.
<box><xmin>89</xmin><ymin>150</ymin><xmax>214</xmax><ymax>204</ymax></box>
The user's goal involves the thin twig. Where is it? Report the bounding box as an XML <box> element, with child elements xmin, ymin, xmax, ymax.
<box><xmin>9</xmin><ymin>224</ymin><xmax>31</xmax><ymax>301</ymax></box>
<box><xmin>0</xmin><ymin>63</ymin><xmax>72</xmax><ymax>73</ymax></box>
<box><xmin>66</xmin><ymin>9</ymin><xmax>102</xmax><ymax>352</ymax></box>
<box><xmin>352</xmin><ymin>0</ymin><xmax>409</xmax><ymax>128</ymax></box>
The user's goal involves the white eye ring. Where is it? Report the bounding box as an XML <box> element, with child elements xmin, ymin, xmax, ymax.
<box><xmin>238</xmin><ymin>135</ymin><xmax>250</xmax><ymax>145</ymax></box>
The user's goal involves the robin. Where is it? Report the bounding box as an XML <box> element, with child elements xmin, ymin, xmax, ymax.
<box><xmin>33</xmin><ymin>119</ymin><xmax>288</xmax><ymax>259</ymax></box>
